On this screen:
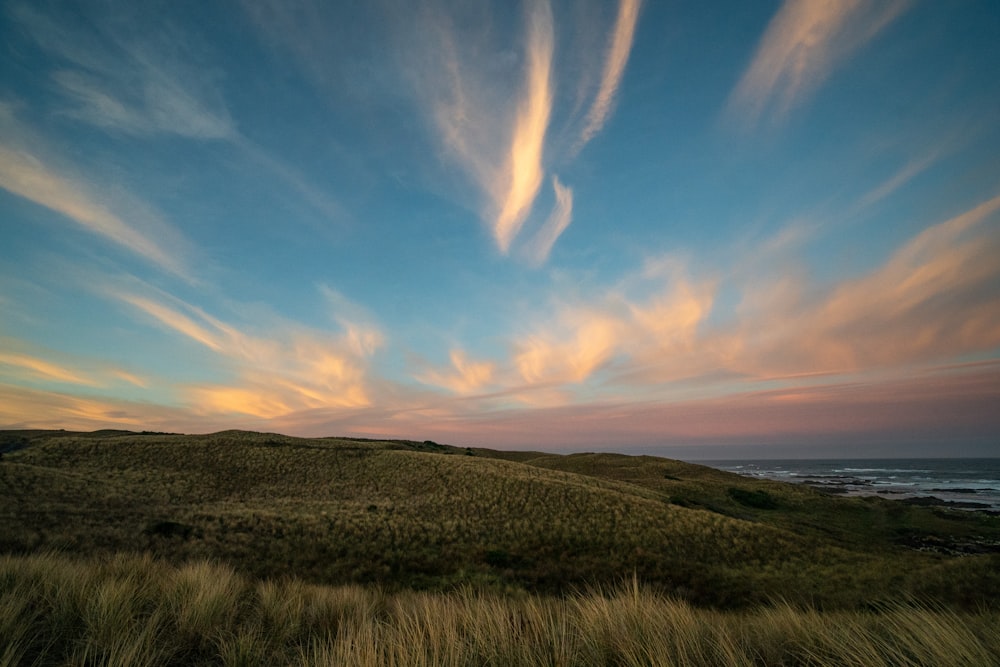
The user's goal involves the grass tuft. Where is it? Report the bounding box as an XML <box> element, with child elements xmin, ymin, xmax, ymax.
<box><xmin>3</xmin><ymin>553</ymin><xmax>998</xmax><ymax>667</ymax></box>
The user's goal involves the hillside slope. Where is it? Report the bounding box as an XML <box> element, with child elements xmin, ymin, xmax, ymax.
<box><xmin>1</xmin><ymin>430</ymin><xmax>998</xmax><ymax>608</ymax></box>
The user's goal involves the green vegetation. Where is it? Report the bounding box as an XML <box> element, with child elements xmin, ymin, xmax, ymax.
<box><xmin>3</xmin><ymin>552</ymin><xmax>998</xmax><ymax>667</ymax></box>
<box><xmin>1</xmin><ymin>430</ymin><xmax>998</xmax><ymax>610</ymax></box>
<box><xmin>2</xmin><ymin>430</ymin><xmax>1000</xmax><ymax>663</ymax></box>
<box><xmin>727</xmin><ymin>487</ymin><xmax>778</xmax><ymax>510</ymax></box>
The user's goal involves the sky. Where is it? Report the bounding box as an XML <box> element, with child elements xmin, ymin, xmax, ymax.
<box><xmin>1</xmin><ymin>0</ymin><xmax>999</xmax><ymax>458</ymax></box>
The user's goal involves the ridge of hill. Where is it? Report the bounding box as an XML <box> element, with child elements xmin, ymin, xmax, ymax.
<box><xmin>1</xmin><ymin>429</ymin><xmax>998</xmax><ymax>608</ymax></box>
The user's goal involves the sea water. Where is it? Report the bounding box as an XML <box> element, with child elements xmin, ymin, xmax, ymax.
<box><xmin>700</xmin><ymin>458</ymin><xmax>1000</xmax><ymax>511</ymax></box>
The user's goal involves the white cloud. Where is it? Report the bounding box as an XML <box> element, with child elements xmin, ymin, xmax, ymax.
<box><xmin>523</xmin><ymin>176</ymin><xmax>574</xmax><ymax>266</ymax></box>
<box><xmin>406</xmin><ymin>0</ymin><xmax>642</xmax><ymax>262</ymax></box>
<box><xmin>11</xmin><ymin>2</ymin><xmax>234</xmax><ymax>139</ymax></box>
<box><xmin>725</xmin><ymin>0</ymin><xmax>910</xmax><ymax>129</ymax></box>
<box><xmin>0</xmin><ymin>136</ymin><xmax>193</xmax><ymax>279</ymax></box>
<box><xmin>575</xmin><ymin>0</ymin><xmax>642</xmax><ymax>153</ymax></box>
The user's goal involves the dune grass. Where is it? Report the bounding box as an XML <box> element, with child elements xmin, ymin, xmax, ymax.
<box><xmin>2</xmin><ymin>552</ymin><xmax>998</xmax><ymax>667</ymax></box>
<box><xmin>3</xmin><ymin>430</ymin><xmax>999</xmax><ymax>610</ymax></box>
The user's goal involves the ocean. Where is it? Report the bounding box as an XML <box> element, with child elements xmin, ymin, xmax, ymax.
<box><xmin>700</xmin><ymin>458</ymin><xmax>1000</xmax><ymax>511</ymax></box>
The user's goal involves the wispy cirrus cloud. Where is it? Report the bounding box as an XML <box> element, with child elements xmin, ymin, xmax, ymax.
<box><xmin>491</xmin><ymin>0</ymin><xmax>555</xmax><ymax>254</ymax></box>
<box><xmin>112</xmin><ymin>286</ymin><xmax>383</xmax><ymax>419</ymax></box>
<box><xmin>236</xmin><ymin>0</ymin><xmax>642</xmax><ymax>262</ymax></box>
<box><xmin>0</xmin><ymin>352</ymin><xmax>99</xmax><ymax>387</ymax></box>
<box><xmin>404</xmin><ymin>0</ymin><xmax>642</xmax><ymax>261</ymax></box>
<box><xmin>116</xmin><ymin>293</ymin><xmax>229</xmax><ymax>353</ymax></box>
<box><xmin>417</xmin><ymin>350</ymin><xmax>496</xmax><ymax>395</ymax></box>
<box><xmin>5</xmin><ymin>194</ymin><xmax>998</xmax><ymax>445</ymax></box>
<box><xmin>574</xmin><ymin>0</ymin><xmax>642</xmax><ymax>153</ymax></box>
<box><xmin>0</xmin><ymin>337</ymin><xmax>152</xmax><ymax>392</ymax></box>
<box><xmin>522</xmin><ymin>176</ymin><xmax>574</xmax><ymax>266</ymax></box>
<box><xmin>412</xmin><ymin>192</ymin><xmax>1000</xmax><ymax>411</ymax></box>
<box><xmin>9</xmin><ymin>1</ymin><xmax>348</xmax><ymax>233</ymax></box>
<box><xmin>855</xmin><ymin>143</ymin><xmax>954</xmax><ymax>212</ymax></box>
<box><xmin>11</xmin><ymin>2</ymin><xmax>234</xmax><ymax>139</ymax></box>
<box><xmin>725</xmin><ymin>0</ymin><xmax>910</xmax><ymax>129</ymax></box>
<box><xmin>772</xmin><ymin>194</ymin><xmax>1000</xmax><ymax>373</ymax></box>
<box><xmin>0</xmin><ymin>113</ymin><xmax>194</xmax><ymax>280</ymax></box>
<box><xmin>419</xmin><ymin>0</ymin><xmax>557</xmax><ymax>256</ymax></box>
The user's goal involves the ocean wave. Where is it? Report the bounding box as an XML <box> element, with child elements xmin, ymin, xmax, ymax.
<box><xmin>838</xmin><ymin>467</ymin><xmax>932</xmax><ymax>474</ymax></box>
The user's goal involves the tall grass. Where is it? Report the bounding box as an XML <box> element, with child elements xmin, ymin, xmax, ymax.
<box><xmin>2</xmin><ymin>553</ymin><xmax>998</xmax><ymax>667</ymax></box>
<box><xmin>5</xmin><ymin>431</ymin><xmax>1000</xmax><ymax>608</ymax></box>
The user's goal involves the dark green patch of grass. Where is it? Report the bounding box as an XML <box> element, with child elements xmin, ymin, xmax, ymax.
<box><xmin>727</xmin><ymin>487</ymin><xmax>778</xmax><ymax>509</ymax></box>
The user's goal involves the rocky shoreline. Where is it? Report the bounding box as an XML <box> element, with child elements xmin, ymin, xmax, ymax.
<box><xmin>801</xmin><ymin>480</ymin><xmax>999</xmax><ymax>513</ymax></box>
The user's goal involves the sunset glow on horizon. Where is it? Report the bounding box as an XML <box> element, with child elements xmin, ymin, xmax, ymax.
<box><xmin>1</xmin><ymin>0</ymin><xmax>998</xmax><ymax>457</ymax></box>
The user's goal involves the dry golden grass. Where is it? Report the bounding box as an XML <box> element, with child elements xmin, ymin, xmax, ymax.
<box><xmin>2</xmin><ymin>552</ymin><xmax>998</xmax><ymax>667</ymax></box>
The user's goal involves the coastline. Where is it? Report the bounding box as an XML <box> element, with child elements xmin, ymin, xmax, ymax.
<box><xmin>699</xmin><ymin>458</ymin><xmax>1000</xmax><ymax>514</ymax></box>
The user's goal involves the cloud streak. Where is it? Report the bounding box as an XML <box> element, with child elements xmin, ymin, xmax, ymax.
<box><xmin>0</xmin><ymin>338</ymin><xmax>154</xmax><ymax>394</ymax></box>
<box><xmin>0</xmin><ymin>139</ymin><xmax>192</xmax><ymax>279</ymax></box>
<box><xmin>710</xmin><ymin>194</ymin><xmax>1000</xmax><ymax>383</ymax></box>
<box><xmin>431</xmin><ymin>193</ymin><xmax>1000</xmax><ymax>411</ymax></box>
<box><xmin>523</xmin><ymin>176</ymin><xmax>574</xmax><ymax>266</ymax></box>
<box><xmin>575</xmin><ymin>0</ymin><xmax>642</xmax><ymax>153</ymax></box>
<box><xmin>237</xmin><ymin>0</ymin><xmax>643</xmax><ymax>263</ymax></box>
<box><xmin>113</xmin><ymin>287</ymin><xmax>382</xmax><ymax>419</ymax></box>
<box><xmin>488</xmin><ymin>0</ymin><xmax>555</xmax><ymax>254</ymax></box>
<box><xmin>9</xmin><ymin>2</ymin><xmax>345</xmax><ymax>234</ymax></box>
<box><xmin>0</xmin><ymin>353</ymin><xmax>99</xmax><ymax>387</ymax></box>
<box><xmin>725</xmin><ymin>0</ymin><xmax>910</xmax><ymax>129</ymax></box>
<box><xmin>393</xmin><ymin>363</ymin><xmax>1000</xmax><ymax>451</ymax></box>
<box><xmin>413</xmin><ymin>0</ymin><xmax>642</xmax><ymax>261</ymax></box>
<box><xmin>4</xmin><ymin>190</ymin><xmax>998</xmax><ymax>447</ymax></box>
<box><xmin>11</xmin><ymin>2</ymin><xmax>234</xmax><ymax>139</ymax></box>
<box><xmin>418</xmin><ymin>350</ymin><xmax>496</xmax><ymax>395</ymax></box>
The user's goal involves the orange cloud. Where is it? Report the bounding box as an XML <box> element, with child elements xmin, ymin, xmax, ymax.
<box><xmin>629</xmin><ymin>278</ymin><xmax>712</xmax><ymax>348</ymax></box>
<box><xmin>505</xmin><ymin>264</ymin><xmax>719</xmax><ymax>394</ymax></box>
<box><xmin>515</xmin><ymin>311</ymin><xmax>621</xmax><ymax>385</ymax></box>
<box><xmin>470</xmin><ymin>193</ymin><xmax>1000</xmax><ymax>404</ymax></box>
<box><xmin>490</xmin><ymin>0</ymin><xmax>555</xmax><ymax>254</ymax></box>
<box><xmin>0</xmin><ymin>353</ymin><xmax>99</xmax><ymax>387</ymax></box>
<box><xmin>112</xmin><ymin>370</ymin><xmax>148</xmax><ymax>388</ymax></box>
<box><xmin>118</xmin><ymin>294</ymin><xmax>225</xmax><ymax>352</ymax></box>
<box><xmin>0</xmin><ymin>384</ymin><xmax>159</xmax><ymax>431</ymax></box>
<box><xmin>741</xmin><ymin>194</ymin><xmax>1000</xmax><ymax>376</ymax></box>
<box><xmin>114</xmin><ymin>289</ymin><xmax>381</xmax><ymax>420</ymax></box>
<box><xmin>418</xmin><ymin>350</ymin><xmax>496</xmax><ymax>395</ymax></box>
<box><xmin>189</xmin><ymin>386</ymin><xmax>291</xmax><ymax>419</ymax></box>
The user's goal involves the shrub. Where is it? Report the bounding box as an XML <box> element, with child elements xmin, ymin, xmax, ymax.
<box><xmin>727</xmin><ymin>487</ymin><xmax>778</xmax><ymax>510</ymax></box>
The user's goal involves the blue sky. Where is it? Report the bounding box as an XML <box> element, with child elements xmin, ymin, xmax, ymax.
<box><xmin>1</xmin><ymin>0</ymin><xmax>998</xmax><ymax>457</ymax></box>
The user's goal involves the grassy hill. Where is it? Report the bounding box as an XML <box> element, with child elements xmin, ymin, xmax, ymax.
<box><xmin>1</xmin><ymin>430</ymin><xmax>998</xmax><ymax>610</ymax></box>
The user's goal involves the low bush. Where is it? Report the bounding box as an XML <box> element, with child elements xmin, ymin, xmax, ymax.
<box><xmin>727</xmin><ymin>487</ymin><xmax>778</xmax><ymax>509</ymax></box>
